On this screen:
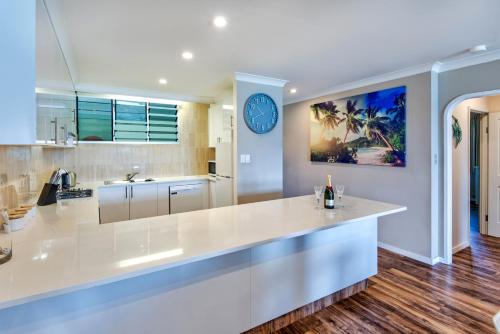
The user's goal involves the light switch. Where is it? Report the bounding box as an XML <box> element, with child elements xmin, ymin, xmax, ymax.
<box><xmin>245</xmin><ymin>155</ymin><xmax>251</xmax><ymax>163</ymax></box>
<box><xmin>240</xmin><ymin>154</ymin><xmax>246</xmax><ymax>164</ymax></box>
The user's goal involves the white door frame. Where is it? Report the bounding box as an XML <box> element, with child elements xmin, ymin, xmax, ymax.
<box><xmin>443</xmin><ymin>89</ymin><xmax>500</xmax><ymax>264</ymax></box>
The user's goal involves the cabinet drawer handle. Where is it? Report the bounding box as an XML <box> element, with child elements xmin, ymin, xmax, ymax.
<box><xmin>131</xmin><ymin>186</ymin><xmax>134</xmax><ymax>198</ymax></box>
<box><xmin>125</xmin><ymin>187</ymin><xmax>128</xmax><ymax>199</ymax></box>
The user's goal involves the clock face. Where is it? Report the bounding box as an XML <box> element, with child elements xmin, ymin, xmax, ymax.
<box><xmin>243</xmin><ymin>93</ymin><xmax>278</xmax><ymax>134</ymax></box>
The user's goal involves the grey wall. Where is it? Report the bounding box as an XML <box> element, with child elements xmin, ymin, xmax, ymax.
<box><xmin>0</xmin><ymin>0</ymin><xmax>36</xmax><ymax>144</ymax></box>
<box><xmin>437</xmin><ymin>59</ymin><xmax>500</xmax><ymax>256</ymax></box>
<box><xmin>284</xmin><ymin>73</ymin><xmax>433</xmax><ymax>258</ymax></box>
<box><xmin>234</xmin><ymin>80</ymin><xmax>284</xmax><ymax>204</ymax></box>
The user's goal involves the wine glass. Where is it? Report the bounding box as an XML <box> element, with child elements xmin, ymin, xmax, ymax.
<box><xmin>335</xmin><ymin>184</ymin><xmax>345</xmax><ymax>207</ymax></box>
<box><xmin>313</xmin><ymin>185</ymin><xmax>324</xmax><ymax>209</ymax></box>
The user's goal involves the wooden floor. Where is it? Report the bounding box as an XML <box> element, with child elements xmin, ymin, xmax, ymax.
<box><xmin>277</xmin><ymin>232</ymin><xmax>500</xmax><ymax>334</ymax></box>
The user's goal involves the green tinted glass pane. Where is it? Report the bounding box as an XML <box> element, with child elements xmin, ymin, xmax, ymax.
<box><xmin>116</xmin><ymin>101</ymin><xmax>146</xmax><ymax>122</ymax></box>
<box><xmin>149</xmin><ymin>126</ymin><xmax>177</xmax><ymax>133</ymax></box>
<box><xmin>115</xmin><ymin>132</ymin><xmax>148</xmax><ymax>141</ymax></box>
<box><xmin>115</xmin><ymin>123</ymin><xmax>147</xmax><ymax>132</ymax></box>
<box><xmin>77</xmin><ymin>97</ymin><xmax>112</xmax><ymax>141</ymax></box>
<box><xmin>149</xmin><ymin>133</ymin><xmax>178</xmax><ymax>141</ymax></box>
<box><xmin>78</xmin><ymin>119</ymin><xmax>112</xmax><ymax>141</ymax></box>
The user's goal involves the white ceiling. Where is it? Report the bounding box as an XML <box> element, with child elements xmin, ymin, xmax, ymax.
<box><xmin>41</xmin><ymin>0</ymin><xmax>500</xmax><ymax>104</ymax></box>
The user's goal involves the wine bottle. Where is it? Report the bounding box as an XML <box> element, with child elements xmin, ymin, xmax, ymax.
<box><xmin>324</xmin><ymin>175</ymin><xmax>334</xmax><ymax>209</ymax></box>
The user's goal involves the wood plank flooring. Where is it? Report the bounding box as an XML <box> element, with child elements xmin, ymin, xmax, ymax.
<box><xmin>276</xmin><ymin>232</ymin><xmax>500</xmax><ymax>334</ymax></box>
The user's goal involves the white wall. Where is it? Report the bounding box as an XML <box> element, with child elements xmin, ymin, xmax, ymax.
<box><xmin>284</xmin><ymin>73</ymin><xmax>432</xmax><ymax>260</ymax></box>
<box><xmin>0</xmin><ymin>0</ymin><xmax>36</xmax><ymax>144</ymax></box>
<box><xmin>451</xmin><ymin>97</ymin><xmax>488</xmax><ymax>252</ymax></box>
<box><xmin>234</xmin><ymin>80</ymin><xmax>284</xmax><ymax>204</ymax></box>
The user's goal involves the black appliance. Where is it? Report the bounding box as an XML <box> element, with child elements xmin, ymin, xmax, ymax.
<box><xmin>208</xmin><ymin>160</ymin><xmax>216</xmax><ymax>176</ymax></box>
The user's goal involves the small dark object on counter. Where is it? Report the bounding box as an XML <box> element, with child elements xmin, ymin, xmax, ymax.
<box><xmin>37</xmin><ymin>183</ymin><xmax>58</xmax><ymax>206</ymax></box>
<box><xmin>57</xmin><ymin>188</ymin><xmax>93</xmax><ymax>200</ymax></box>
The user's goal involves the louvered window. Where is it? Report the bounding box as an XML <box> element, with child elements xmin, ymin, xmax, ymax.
<box><xmin>115</xmin><ymin>100</ymin><xmax>147</xmax><ymax>141</ymax></box>
<box><xmin>148</xmin><ymin>103</ymin><xmax>178</xmax><ymax>142</ymax></box>
<box><xmin>77</xmin><ymin>97</ymin><xmax>113</xmax><ymax>141</ymax></box>
<box><xmin>76</xmin><ymin>97</ymin><xmax>178</xmax><ymax>143</ymax></box>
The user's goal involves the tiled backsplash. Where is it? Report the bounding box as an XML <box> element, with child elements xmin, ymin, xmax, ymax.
<box><xmin>0</xmin><ymin>102</ymin><xmax>213</xmax><ymax>208</ymax></box>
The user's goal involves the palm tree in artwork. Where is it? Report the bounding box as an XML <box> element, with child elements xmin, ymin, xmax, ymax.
<box><xmin>388</xmin><ymin>93</ymin><xmax>406</xmax><ymax>126</ymax></box>
<box><xmin>311</xmin><ymin>102</ymin><xmax>344</xmax><ymax>138</ymax></box>
<box><xmin>363</xmin><ymin>105</ymin><xmax>394</xmax><ymax>151</ymax></box>
<box><xmin>341</xmin><ymin>99</ymin><xmax>364</xmax><ymax>143</ymax></box>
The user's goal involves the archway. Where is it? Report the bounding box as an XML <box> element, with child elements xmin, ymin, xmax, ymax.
<box><xmin>442</xmin><ymin>88</ymin><xmax>500</xmax><ymax>264</ymax></box>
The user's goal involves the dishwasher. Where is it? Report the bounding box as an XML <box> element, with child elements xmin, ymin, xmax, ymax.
<box><xmin>169</xmin><ymin>183</ymin><xmax>205</xmax><ymax>214</ymax></box>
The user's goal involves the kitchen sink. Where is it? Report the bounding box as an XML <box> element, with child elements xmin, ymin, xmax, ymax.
<box><xmin>104</xmin><ymin>178</ymin><xmax>155</xmax><ymax>185</ymax></box>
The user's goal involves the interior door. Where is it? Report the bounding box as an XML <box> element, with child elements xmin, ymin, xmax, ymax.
<box><xmin>488</xmin><ymin>112</ymin><xmax>500</xmax><ymax>237</ymax></box>
<box><xmin>98</xmin><ymin>185</ymin><xmax>130</xmax><ymax>224</ymax></box>
<box><xmin>129</xmin><ymin>183</ymin><xmax>158</xmax><ymax>220</ymax></box>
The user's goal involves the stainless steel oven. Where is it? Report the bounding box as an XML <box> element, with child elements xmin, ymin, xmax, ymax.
<box><xmin>208</xmin><ymin>160</ymin><xmax>216</xmax><ymax>176</ymax></box>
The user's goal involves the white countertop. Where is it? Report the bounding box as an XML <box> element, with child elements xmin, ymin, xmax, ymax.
<box><xmin>0</xmin><ymin>193</ymin><xmax>405</xmax><ymax>310</ymax></box>
<box><xmin>97</xmin><ymin>174</ymin><xmax>210</xmax><ymax>188</ymax></box>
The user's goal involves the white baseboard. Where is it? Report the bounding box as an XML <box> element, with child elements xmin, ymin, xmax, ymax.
<box><xmin>452</xmin><ymin>241</ymin><xmax>470</xmax><ymax>254</ymax></box>
<box><xmin>378</xmin><ymin>242</ymin><xmax>435</xmax><ymax>265</ymax></box>
<box><xmin>431</xmin><ymin>257</ymin><xmax>444</xmax><ymax>265</ymax></box>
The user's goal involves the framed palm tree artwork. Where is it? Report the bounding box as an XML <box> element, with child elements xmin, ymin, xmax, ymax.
<box><xmin>310</xmin><ymin>86</ymin><xmax>406</xmax><ymax>167</ymax></box>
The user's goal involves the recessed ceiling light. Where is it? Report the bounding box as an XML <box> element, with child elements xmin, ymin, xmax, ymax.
<box><xmin>213</xmin><ymin>16</ymin><xmax>227</xmax><ymax>28</ymax></box>
<box><xmin>290</xmin><ymin>88</ymin><xmax>297</xmax><ymax>94</ymax></box>
<box><xmin>469</xmin><ymin>45</ymin><xmax>487</xmax><ymax>53</ymax></box>
<box><xmin>158</xmin><ymin>78</ymin><xmax>168</xmax><ymax>85</ymax></box>
<box><xmin>182</xmin><ymin>51</ymin><xmax>194</xmax><ymax>60</ymax></box>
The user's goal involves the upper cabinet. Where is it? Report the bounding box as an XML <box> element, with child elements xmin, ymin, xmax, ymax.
<box><xmin>0</xmin><ymin>0</ymin><xmax>76</xmax><ymax>145</ymax></box>
<box><xmin>36</xmin><ymin>92</ymin><xmax>76</xmax><ymax>145</ymax></box>
<box><xmin>0</xmin><ymin>1</ymin><xmax>37</xmax><ymax>144</ymax></box>
<box><xmin>35</xmin><ymin>0</ymin><xmax>76</xmax><ymax>146</ymax></box>
<box><xmin>209</xmin><ymin>90</ymin><xmax>233</xmax><ymax>147</ymax></box>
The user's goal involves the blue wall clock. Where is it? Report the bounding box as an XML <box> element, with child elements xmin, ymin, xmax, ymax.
<box><xmin>243</xmin><ymin>93</ymin><xmax>278</xmax><ymax>134</ymax></box>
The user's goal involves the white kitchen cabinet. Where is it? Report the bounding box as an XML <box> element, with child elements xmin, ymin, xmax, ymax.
<box><xmin>157</xmin><ymin>183</ymin><xmax>171</xmax><ymax>216</ymax></box>
<box><xmin>208</xmin><ymin>103</ymin><xmax>232</xmax><ymax>147</ymax></box>
<box><xmin>129</xmin><ymin>183</ymin><xmax>158</xmax><ymax>220</ymax></box>
<box><xmin>0</xmin><ymin>1</ymin><xmax>36</xmax><ymax>144</ymax></box>
<box><xmin>36</xmin><ymin>93</ymin><xmax>76</xmax><ymax>145</ymax></box>
<box><xmin>209</xmin><ymin>178</ymin><xmax>216</xmax><ymax>209</ymax></box>
<box><xmin>215</xmin><ymin>176</ymin><xmax>233</xmax><ymax>208</ymax></box>
<box><xmin>170</xmin><ymin>183</ymin><xmax>209</xmax><ymax>214</ymax></box>
<box><xmin>99</xmin><ymin>185</ymin><xmax>130</xmax><ymax>224</ymax></box>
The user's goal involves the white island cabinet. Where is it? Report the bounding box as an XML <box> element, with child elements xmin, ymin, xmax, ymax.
<box><xmin>0</xmin><ymin>195</ymin><xmax>405</xmax><ymax>334</ymax></box>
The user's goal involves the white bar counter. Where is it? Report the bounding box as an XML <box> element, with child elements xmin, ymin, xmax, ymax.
<box><xmin>0</xmin><ymin>195</ymin><xmax>405</xmax><ymax>334</ymax></box>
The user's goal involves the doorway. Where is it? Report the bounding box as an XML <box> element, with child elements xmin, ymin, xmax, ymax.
<box><xmin>469</xmin><ymin>109</ymin><xmax>488</xmax><ymax>238</ymax></box>
<box><xmin>445</xmin><ymin>93</ymin><xmax>500</xmax><ymax>264</ymax></box>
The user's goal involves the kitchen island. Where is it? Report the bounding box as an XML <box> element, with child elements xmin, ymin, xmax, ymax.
<box><xmin>0</xmin><ymin>195</ymin><xmax>405</xmax><ymax>334</ymax></box>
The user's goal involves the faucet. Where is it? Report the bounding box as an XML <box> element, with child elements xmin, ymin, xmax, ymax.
<box><xmin>125</xmin><ymin>172</ymin><xmax>139</xmax><ymax>182</ymax></box>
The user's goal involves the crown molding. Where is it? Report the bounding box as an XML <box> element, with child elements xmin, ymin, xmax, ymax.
<box><xmin>284</xmin><ymin>62</ymin><xmax>434</xmax><ymax>105</ymax></box>
<box><xmin>285</xmin><ymin>49</ymin><xmax>500</xmax><ymax>106</ymax></box>
<box><xmin>75</xmin><ymin>84</ymin><xmax>215</xmax><ymax>105</ymax></box>
<box><xmin>433</xmin><ymin>49</ymin><xmax>500</xmax><ymax>73</ymax></box>
<box><xmin>234</xmin><ymin>72</ymin><xmax>289</xmax><ymax>87</ymax></box>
